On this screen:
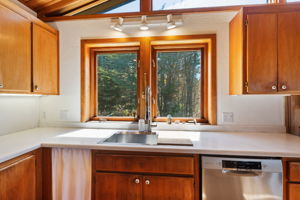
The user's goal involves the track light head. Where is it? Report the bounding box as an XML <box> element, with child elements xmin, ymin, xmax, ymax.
<box><xmin>166</xmin><ymin>14</ymin><xmax>176</xmax><ymax>30</ymax></box>
<box><xmin>140</xmin><ymin>15</ymin><xmax>149</xmax><ymax>31</ymax></box>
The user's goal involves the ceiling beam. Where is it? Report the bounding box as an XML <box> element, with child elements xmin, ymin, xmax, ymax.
<box><xmin>63</xmin><ymin>0</ymin><xmax>109</xmax><ymax>16</ymax></box>
<box><xmin>37</xmin><ymin>0</ymin><xmax>92</xmax><ymax>17</ymax></box>
<box><xmin>75</xmin><ymin>0</ymin><xmax>134</xmax><ymax>15</ymax></box>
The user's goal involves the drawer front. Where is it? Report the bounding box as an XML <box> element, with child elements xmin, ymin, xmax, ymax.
<box><xmin>94</xmin><ymin>154</ymin><xmax>194</xmax><ymax>175</ymax></box>
<box><xmin>289</xmin><ymin>162</ymin><xmax>300</xmax><ymax>182</ymax></box>
<box><xmin>288</xmin><ymin>184</ymin><xmax>300</xmax><ymax>200</ymax></box>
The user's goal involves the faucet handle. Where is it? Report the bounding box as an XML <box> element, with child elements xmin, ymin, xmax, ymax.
<box><xmin>151</xmin><ymin>122</ymin><xmax>157</xmax><ymax>127</ymax></box>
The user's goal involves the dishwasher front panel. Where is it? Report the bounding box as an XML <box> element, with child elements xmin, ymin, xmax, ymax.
<box><xmin>202</xmin><ymin>156</ymin><xmax>283</xmax><ymax>200</ymax></box>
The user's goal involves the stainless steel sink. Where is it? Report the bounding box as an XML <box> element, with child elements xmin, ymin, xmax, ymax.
<box><xmin>101</xmin><ymin>131</ymin><xmax>158</xmax><ymax>145</ymax></box>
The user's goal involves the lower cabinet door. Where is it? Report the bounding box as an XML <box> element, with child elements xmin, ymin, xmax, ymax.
<box><xmin>142</xmin><ymin>176</ymin><xmax>194</xmax><ymax>200</ymax></box>
<box><xmin>289</xmin><ymin>183</ymin><xmax>300</xmax><ymax>200</ymax></box>
<box><xmin>95</xmin><ymin>173</ymin><xmax>142</xmax><ymax>200</ymax></box>
<box><xmin>0</xmin><ymin>155</ymin><xmax>36</xmax><ymax>200</ymax></box>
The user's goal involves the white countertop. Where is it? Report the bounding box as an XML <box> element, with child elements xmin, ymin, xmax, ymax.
<box><xmin>1</xmin><ymin>127</ymin><xmax>300</xmax><ymax>163</ymax></box>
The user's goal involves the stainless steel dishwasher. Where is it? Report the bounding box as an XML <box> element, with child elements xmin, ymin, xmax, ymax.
<box><xmin>202</xmin><ymin>156</ymin><xmax>283</xmax><ymax>200</ymax></box>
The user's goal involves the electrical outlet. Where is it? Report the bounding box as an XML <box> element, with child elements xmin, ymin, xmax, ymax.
<box><xmin>223</xmin><ymin>112</ymin><xmax>234</xmax><ymax>123</ymax></box>
<box><xmin>42</xmin><ymin>111</ymin><xmax>46</xmax><ymax>120</ymax></box>
<box><xmin>59</xmin><ymin>109</ymin><xmax>69</xmax><ymax>121</ymax></box>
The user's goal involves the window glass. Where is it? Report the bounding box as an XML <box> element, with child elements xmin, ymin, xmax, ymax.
<box><xmin>153</xmin><ymin>0</ymin><xmax>266</xmax><ymax>10</ymax></box>
<box><xmin>99</xmin><ymin>0</ymin><xmax>140</xmax><ymax>14</ymax></box>
<box><xmin>97</xmin><ymin>52</ymin><xmax>137</xmax><ymax>117</ymax></box>
<box><xmin>156</xmin><ymin>50</ymin><xmax>202</xmax><ymax>118</ymax></box>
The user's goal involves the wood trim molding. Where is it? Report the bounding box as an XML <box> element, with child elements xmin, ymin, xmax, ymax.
<box><xmin>42</xmin><ymin>148</ymin><xmax>52</xmax><ymax>200</ymax></box>
<box><xmin>0</xmin><ymin>0</ymin><xmax>58</xmax><ymax>34</ymax></box>
<box><xmin>81</xmin><ymin>34</ymin><xmax>217</xmax><ymax>124</ymax></box>
<box><xmin>41</xmin><ymin>4</ymin><xmax>278</xmax><ymax>22</ymax></box>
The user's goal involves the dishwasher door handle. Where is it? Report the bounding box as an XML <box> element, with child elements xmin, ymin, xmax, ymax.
<box><xmin>222</xmin><ymin>169</ymin><xmax>262</xmax><ymax>177</ymax></box>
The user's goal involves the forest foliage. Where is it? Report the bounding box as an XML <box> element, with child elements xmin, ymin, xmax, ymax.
<box><xmin>97</xmin><ymin>50</ymin><xmax>201</xmax><ymax>118</ymax></box>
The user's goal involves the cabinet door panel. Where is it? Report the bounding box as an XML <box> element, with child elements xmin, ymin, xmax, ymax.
<box><xmin>288</xmin><ymin>184</ymin><xmax>300</xmax><ymax>200</ymax></box>
<box><xmin>95</xmin><ymin>173</ymin><xmax>142</xmax><ymax>200</ymax></box>
<box><xmin>0</xmin><ymin>4</ymin><xmax>31</xmax><ymax>93</ymax></box>
<box><xmin>247</xmin><ymin>14</ymin><xmax>278</xmax><ymax>93</ymax></box>
<box><xmin>0</xmin><ymin>155</ymin><xmax>36</xmax><ymax>200</ymax></box>
<box><xmin>278</xmin><ymin>12</ymin><xmax>300</xmax><ymax>93</ymax></box>
<box><xmin>33</xmin><ymin>24</ymin><xmax>59</xmax><ymax>94</ymax></box>
<box><xmin>143</xmin><ymin>176</ymin><xmax>194</xmax><ymax>200</ymax></box>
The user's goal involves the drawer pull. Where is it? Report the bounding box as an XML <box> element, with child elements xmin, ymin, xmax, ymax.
<box><xmin>134</xmin><ymin>178</ymin><xmax>140</xmax><ymax>184</ymax></box>
<box><xmin>0</xmin><ymin>83</ymin><xmax>3</xmax><ymax>88</ymax></box>
<box><xmin>282</xmin><ymin>85</ymin><xmax>287</xmax><ymax>90</ymax></box>
<box><xmin>145</xmin><ymin>180</ymin><xmax>150</xmax><ymax>185</ymax></box>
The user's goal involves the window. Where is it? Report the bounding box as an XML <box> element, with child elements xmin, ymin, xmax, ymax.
<box><xmin>96</xmin><ymin>52</ymin><xmax>138</xmax><ymax>117</ymax></box>
<box><xmin>81</xmin><ymin>35</ymin><xmax>217</xmax><ymax>124</ymax></box>
<box><xmin>154</xmin><ymin>49</ymin><xmax>203</xmax><ymax>119</ymax></box>
<box><xmin>153</xmin><ymin>0</ymin><xmax>267</xmax><ymax>10</ymax></box>
<box><xmin>287</xmin><ymin>0</ymin><xmax>300</xmax><ymax>2</ymax></box>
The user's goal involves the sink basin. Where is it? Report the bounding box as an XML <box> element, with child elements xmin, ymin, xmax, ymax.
<box><xmin>101</xmin><ymin>131</ymin><xmax>158</xmax><ymax>145</ymax></box>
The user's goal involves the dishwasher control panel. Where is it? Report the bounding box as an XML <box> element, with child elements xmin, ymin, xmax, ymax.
<box><xmin>222</xmin><ymin>160</ymin><xmax>262</xmax><ymax>170</ymax></box>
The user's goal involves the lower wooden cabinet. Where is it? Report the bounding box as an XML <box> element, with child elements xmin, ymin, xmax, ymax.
<box><xmin>92</xmin><ymin>151</ymin><xmax>199</xmax><ymax>200</ymax></box>
<box><xmin>283</xmin><ymin>158</ymin><xmax>300</xmax><ymax>200</ymax></box>
<box><xmin>95</xmin><ymin>173</ymin><xmax>141</xmax><ymax>200</ymax></box>
<box><xmin>142</xmin><ymin>175</ymin><xmax>194</xmax><ymax>200</ymax></box>
<box><xmin>0</xmin><ymin>150</ymin><xmax>42</xmax><ymax>200</ymax></box>
<box><xmin>288</xmin><ymin>184</ymin><xmax>300</xmax><ymax>200</ymax></box>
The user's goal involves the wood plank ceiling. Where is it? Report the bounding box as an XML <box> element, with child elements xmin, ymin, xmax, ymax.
<box><xmin>18</xmin><ymin>0</ymin><xmax>133</xmax><ymax>17</ymax></box>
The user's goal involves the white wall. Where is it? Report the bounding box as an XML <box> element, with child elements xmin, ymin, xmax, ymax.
<box><xmin>41</xmin><ymin>12</ymin><xmax>285</xmax><ymax>130</ymax></box>
<box><xmin>0</xmin><ymin>96</ymin><xmax>39</xmax><ymax>136</ymax></box>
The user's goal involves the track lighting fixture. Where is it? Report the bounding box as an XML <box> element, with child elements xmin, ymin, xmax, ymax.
<box><xmin>110</xmin><ymin>17</ymin><xmax>124</xmax><ymax>32</ymax></box>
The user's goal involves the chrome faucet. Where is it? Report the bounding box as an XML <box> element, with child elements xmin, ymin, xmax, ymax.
<box><xmin>144</xmin><ymin>86</ymin><xmax>152</xmax><ymax>132</ymax></box>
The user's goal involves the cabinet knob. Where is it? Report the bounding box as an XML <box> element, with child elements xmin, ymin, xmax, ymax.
<box><xmin>271</xmin><ymin>85</ymin><xmax>277</xmax><ymax>90</ymax></box>
<box><xmin>0</xmin><ymin>83</ymin><xmax>3</xmax><ymax>89</ymax></box>
<box><xmin>134</xmin><ymin>178</ymin><xmax>140</xmax><ymax>184</ymax></box>
<box><xmin>145</xmin><ymin>180</ymin><xmax>150</xmax><ymax>185</ymax></box>
<box><xmin>34</xmin><ymin>85</ymin><xmax>40</xmax><ymax>91</ymax></box>
<box><xmin>281</xmin><ymin>85</ymin><xmax>287</xmax><ymax>90</ymax></box>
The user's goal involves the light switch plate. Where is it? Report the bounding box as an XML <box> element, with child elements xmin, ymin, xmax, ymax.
<box><xmin>222</xmin><ymin>112</ymin><xmax>234</xmax><ymax>123</ymax></box>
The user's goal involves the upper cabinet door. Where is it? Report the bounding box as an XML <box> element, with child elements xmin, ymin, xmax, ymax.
<box><xmin>33</xmin><ymin>24</ymin><xmax>59</xmax><ymax>95</ymax></box>
<box><xmin>278</xmin><ymin>12</ymin><xmax>300</xmax><ymax>93</ymax></box>
<box><xmin>0</xmin><ymin>4</ymin><xmax>31</xmax><ymax>93</ymax></box>
<box><xmin>246</xmin><ymin>13</ymin><xmax>278</xmax><ymax>94</ymax></box>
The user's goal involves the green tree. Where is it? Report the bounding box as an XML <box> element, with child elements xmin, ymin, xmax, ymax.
<box><xmin>97</xmin><ymin>53</ymin><xmax>137</xmax><ymax>117</ymax></box>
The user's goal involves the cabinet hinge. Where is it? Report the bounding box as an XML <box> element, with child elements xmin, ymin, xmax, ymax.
<box><xmin>137</xmin><ymin>60</ymin><xmax>140</xmax><ymax>68</ymax></box>
<box><xmin>152</xmin><ymin>59</ymin><xmax>156</xmax><ymax>68</ymax></box>
<box><xmin>245</xmin><ymin>19</ymin><xmax>248</xmax><ymax>26</ymax></box>
<box><xmin>244</xmin><ymin>82</ymin><xmax>249</xmax><ymax>88</ymax></box>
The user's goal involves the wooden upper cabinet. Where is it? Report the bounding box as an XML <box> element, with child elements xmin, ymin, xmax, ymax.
<box><xmin>33</xmin><ymin>23</ymin><xmax>59</xmax><ymax>95</ymax></box>
<box><xmin>246</xmin><ymin>13</ymin><xmax>278</xmax><ymax>94</ymax></box>
<box><xmin>0</xmin><ymin>155</ymin><xmax>36</xmax><ymax>200</ymax></box>
<box><xmin>230</xmin><ymin>5</ymin><xmax>300</xmax><ymax>95</ymax></box>
<box><xmin>278</xmin><ymin>12</ymin><xmax>300</xmax><ymax>93</ymax></box>
<box><xmin>0</xmin><ymin>4</ymin><xmax>31</xmax><ymax>93</ymax></box>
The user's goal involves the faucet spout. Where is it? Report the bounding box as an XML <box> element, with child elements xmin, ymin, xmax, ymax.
<box><xmin>145</xmin><ymin>86</ymin><xmax>152</xmax><ymax>132</ymax></box>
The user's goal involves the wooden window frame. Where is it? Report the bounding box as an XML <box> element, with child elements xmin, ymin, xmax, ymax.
<box><xmin>81</xmin><ymin>35</ymin><xmax>217</xmax><ymax>124</ymax></box>
<box><xmin>151</xmin><ymin>45</ymin><xmax>208</xmax><ymax>123</ymax></box>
